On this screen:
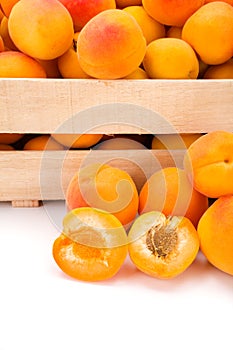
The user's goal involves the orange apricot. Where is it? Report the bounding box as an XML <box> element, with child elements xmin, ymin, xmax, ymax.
<box><xmin>23</xmin><ymin>135</ymin><xmax>65</xmax><ymax>150</ymax></box>
<box><xmin>183</xmin><ymin>131</ymin><xmax>233</xmax><ymax>198</ymax></box>
<box><xmin>51</xmin><ymin>134</ymin><xmax>103</xmax><ymax>149</ymax></box>
<box><xmin>77</xmin><ymin>9</ymin><xmax>147</xmax><ymax>79</ymax></box>
<box><xmin>57</xmin><ymin>32</ymin><xmax>91</xmax><ymax>79</ymax></box>
<box><xmin>66</xmin><ymin>163</ymin><xmax>139</xmax><ymax>227</ymax></box>
<box><xmin>123</xmin><ymin>5</ymin><xmax>165</xmax><ymax>44</ymax></box>
<box><xmin>0</xmin><ymin>16</ymin><xmax>18</xmax><ymax>50</ymax></box>
<box><xmin>128</xmin><ymin>211</ymin><xmax>200</xmax><ymax>279</ymax></box>
<box><xmin>142</xmin><ymin>0</ymin><xmax>204</xmax><ymax>26</ymax></box>
<box><xmin>0</xmin><ymin>143</ymin><xmax>14</xmax><ymax>150</ymax></box>
<box><xmin>0</xmin><ymin>51</ymin><xmax>47</xmax><ymax>77</ymax></box>
<box><xmin>53</xmin><ymin>207</ymin><xmax>128</xmax><ymax>281</ymax></box>
<box><xmin>151</xmin><ymin>133</ymin><xmax>202</xmax><ymax>150</ymax></box>
<box><xmin>0</xmin><ymin>133</ymin><xmax>24</xmax><ymax>144</ymax></box>
<box><xmin>182</xmin><ymin>2</ymin><xmax>233</xmax><ymax>65</ymax></box>
<box><xmin>8</xmin><ymin>0</ymin><xmax>74</xmax><ymax>60</ymax></box>
<box><xmin>94</xmin><ymin>137</ymin><xmax>147</xmax><ymax>149</ymax></box>
<box><xmin>204</xmin><ymin>0</ymin><xmax>233</xmax><ymax>5</ymax></box>
<box><xmin>116</xmin><ymin>0</ymin><xmax>142</xmax><ymax>7</ymax></box>
<box><xmin>198</xmin><ymin>195</ymin><xmax>233</xmax><ymax>276</ymax></box>
<box><xmin>139</xmin><ymin>167</ymin><xmax>208</xmax><ymax>227</ymax></box>
<box><xmin>0</xmin><ymin>0</ymin><xmax>19</xmax><ymax>17</ymax></box>
<box><xmin>0</xmin><ymin>34</ymin><xmax>4</xmax><ymax>51</ymax></box>
<box><xmin>203</xmin><ymin>58</ymin><xmax>233</xmax><ymax>79</ymax></box>
<box><xmin>143</xmin><ymin>38</ymin><xmax>199</xmax><ymax>79</ymax></box>
<box><xmin>58</xmin><ymin>0</ymin><xmax>116</xmax><ymax>31</ymax></box>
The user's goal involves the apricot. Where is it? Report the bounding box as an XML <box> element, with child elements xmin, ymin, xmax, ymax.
<box><xmin>0</xmin><ymin>51</ymin><xmax>47</xmax><ymax>77</ymax></box>
<box><xmin>66</xmin><ymin>163</ymin><xmax>139</xmax><ymax>227</ymax></box>
<box><xmin>139</xmin><ymin>167</ymin><xmax>208</xmax><ymax>227</ymax></box>
<box><xmin>94</xmin><ymin>137</ymin><xmax>147</xmax><ymax>149</ymax></box>
<box><xmin>123</xmin><ymin>5</ymin><xmax>165</xmax><ymax>44</ymax></box>
<box><xmin>116</xmin><ymin>0</ymin><xmax>142</xmax><ymax>7</ymax></box>
<box><xmin>182</xmin><ymin>2</ymin><xmax>233</xmax><ymax>65</ymax></box>
<box><xmin>51</xmin><ymin>134</ymin><xmax>103</xmax><ymax>149</ymax></box>
<box><xmin>77</xmin><ymin>9</ymin><xmax>147</xmax><ymax>79</ymax></box>
<box><xmin>128</xmin><ymin>211</ymin><xmax>200</xmax><ymax>279</ymax></box>
<box><xmin>23</xmin><ymin>135</ymin><xmax>65</xmax><ymax>150</ymax></box>
<box><xmin>166</xmin><ymin>26</ymin><xmax>182</xmax><ymax>39</ymax></box>
<box><xmin>53</xmin><ymin>207</ymin><xmax>128</xmax><ymax>281</ymax></box>
<box><xmin>0</xmin><ymin>16</ymin><xmax>18</xmax><ymax>50</ymax></box>
<box><xmin>198</xmin><ymin>195</ymin><xmax>233</xmax><ymax>276</ymax></box>
<box><xmin>203</xmin><ymin>58</ymin><xmax>233</xmax><ymax>79</ymax></box>
<box><xmin>0</xmin><ymin>34</ymin><xmax>4</xmax><ymax>51</ymax></box>
<box><xmin>58</xmin><ymin>0</ymin><xmax>116</xmax><ymax>31</ymax></box>
<box><xmin>124</xmin><ymin>67</ymin><xmax>148</xmax><ymax>79</ymax></box>
<box><xmin>0</xmin><ymin>143</ymin><xmax>14</xmax><ymax>150</ymax></box>
<box><xmin>205</xmin><ymin>0</ymin><xmax>233</xmax><ymax>5</ymax></box>
<box><xmin>8</xmin><ymin>0</ymin><xmax>74</xmax><ymax>60</ymax></box>
<box><xmin>143</xmin><ymin>38</ymin><xmax>199</xmax><ymax>79</ymax></box>
<box><xmin>57</xmin><ymin>32</ymin><xmax>91</xmax><ymax>79</ymax></box>
<box><xmin>151</xmin><ymin>133</ymin><xmax>202</xmax><ymax>150</ymax></box>
<box><xmin>142</xmin><ymin>0</ymin><xmax>204</xmax><ymax>27</ymax></box>
<box><xmin>183</xmin><ymin>131</ymin><xmax>233</xmax><ymax>198</ymax></box>
<box><xmin>0</xmin><ymin>133</ymin><xmax>24</xmax><ymax>144</ymax></box>
<box><xmin>0</xmin><ymin>0</ymin><xmax>19</xmax><ymax>17</ymax></box>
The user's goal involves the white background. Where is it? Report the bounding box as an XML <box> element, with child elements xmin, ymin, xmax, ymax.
<box><xmin>1</xmin><ymin>200</ymin><xmax>233</xmax><ymax>350</ymax></box>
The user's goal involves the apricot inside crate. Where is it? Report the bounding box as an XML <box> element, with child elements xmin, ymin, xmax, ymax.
<box><xmin>0</xmin><ymin>78</ymin><xmax>233</xmax><ymax>207</ymax></box>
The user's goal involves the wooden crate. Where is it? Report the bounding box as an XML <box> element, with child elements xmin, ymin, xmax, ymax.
<box><xmin>0</xmin><ymin>78</ymin><xmax>233</xmax><ymax>207</ymax></box>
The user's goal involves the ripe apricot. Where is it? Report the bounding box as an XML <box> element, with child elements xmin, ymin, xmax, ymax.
<box><xmin>124</xmin><ymin>67</ymin><xmax>148</xmax><ymax>79</ymax></box>
<box><xmin>66</xmin><ymin>163</ymin><xmax>139</xmax><ymax>227</ymax></box>
<box><xmin>139</xmin><ymin>167</ymin><xmax>208</xmax><ymax>227</ymax></box>
<box><xmin>8</xmin><ymin>0</ymin><xmax>74</xmax><ymax>60</ymax></box>
<box><xmin>0</xmin><ymin>51</ymin><xmax>47</xmax><ymax>77</ymax></box>
<box><xmin>0</xmin><ymin>133</ymin><xmax>24</xmax><ymax>144</ymax></box>
<box><xmin>0</xmin><ymin>0</ymin><xmax>19</xmax><ymax>17</ymax></box>
<box><xmin>182</xmin><ymin>2</ymin><xmax>233</xmax><ymax>65</ymax></box>
<box><xmin>58</xmin><ymin>0</ymin><xmax>116</xmax><ymax>31</ymax></box>
<box><xmin>166</xmin><ymin>26</ymin><xmax>182</xmax><ymax>39</ymax></box>
<box><xmin>94</xmin><ymin>137</ymin><xmax>147</xmax><ymax>149</ymax></box>
<box><xmin>142</xmin><ymin>0</ymin><xmax>204</xmax><ymax>26</ymax></box>
<box><xmin>151</xmin><ymin>133</ymin><xmax>202</xmax><ymax>150</ymax></box>
<box><xmin>116</xmin><ymin>0</ymin><xmax>142</xmax><ymax>7</ymax></box>
<box><xmin>0</xmin><ymin>143</ymin><xmax>14</xmax><ymax>150</ymax></box>
<box><xmin>183</xmin><ymin>131</ymin><xmax>233</xmax><ymax>198</ymax></box>
<box><xmin>205</xmin><ymin>0</ymin><xmax>233</xmax><ymax>5</ymax></box>
<box><xmin>57</xmin><ymin>33</ymin><xmax>91</xmax><ymax>79</ymax></box>
<box><xmin>123</xmin><ymin>5</ymin><xmax>165</xmax><ymax>44</ymax></box>
<box><xmin>53</xmin><ymin>207</ymin><xmax>128</xmax><ymax>281</ymax></box>
<box><xmin>0</xmin><ymin>16</ymin><xmax>18</xmax><ymax>50</ymax></box>
<box><xmin>77</xmin><ymin>9</ymin><xmax>147</xmax><ymax>79</ymax></box>
<box><xmin>143</xmin><ymin>38</ymin><xmax>199</xmax><ymax>79</ymax></box>
<box><xmin>51</xmin><ymin>134</ymin><xmax>103</xmax><ymax>149</ymax></box>
<box><xmin>128</xmin><ymin>211</ymin><xmax>200</xmax><ymax>279</ymax></box>
<box><xmin>198</xmin><ymin>195</ymin><xmax>233</xmax><ymax>276</ymax></box>
<box><xmin>203</xmin><ymin>58</ymin><xmax>233</xmax><ymax>79</ymax></box>
<box><xmin>0</xmin><ymin>35</ymin><xmax>4</xmax><ymax>51</ymax></box>
<box><xmin>23</xmin><ymin>135</ymin><xmax>65</xmax><ymax>150</ymax></box>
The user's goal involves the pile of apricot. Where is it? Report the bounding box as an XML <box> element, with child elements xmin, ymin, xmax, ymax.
<box><xmin>0</xmin><ymin>0</ymin><xmax>233</xmax><ymax>79</ymax></box>
<box><xmin>52</xmin><ymin>130</ymin><xmax>233</xmax><ymax>282</ymax></box>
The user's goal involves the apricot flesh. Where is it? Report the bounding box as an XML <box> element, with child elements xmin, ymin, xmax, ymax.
<box><xmin>183</xmin><ymin>131</ymin><xmax>233</xmax><ymax>198</ymax></box>
<box><xmin>52</xmin><ymin>207</ymin><xmax>128</xmax><ymax>281</ymax></box>
<box><xmin>128</xmin><ymin>211</ymin><xmax>200</xmax><ymax>279</ymax></box>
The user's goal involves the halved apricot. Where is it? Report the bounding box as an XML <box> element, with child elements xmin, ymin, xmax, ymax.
<box><xmin>52</xmin><ymin>207</ymin><xmax>128</xmax><ymax>282</ymax></box>
<box><xmin>128</xmin><ymin>211</ymin><xmax>200</xmax><ymax>279</ymax></box>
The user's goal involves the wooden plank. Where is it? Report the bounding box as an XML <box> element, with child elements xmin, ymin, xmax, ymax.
<box><xmin>0</xmin><ymin>79</ymin><xmax>232</xmax><ymax>134</ymax></box>
<box><xmin>0</xmin><ymin>149</ymin><xmax>185</xmax><ymax>202</ymax></box>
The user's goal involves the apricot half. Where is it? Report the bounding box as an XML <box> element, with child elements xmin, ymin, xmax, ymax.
<box><xmin>52</xmin><ymin>207</ymin><xmax>128</xmax><ymax>281</ymax></box>
<box><xmin>128</xmin><ymin>211</ymin><xmax>199</xmax><ymax>279</ymax></box>
<box><xmin>183</xmin><ymin>130</ymin><xmax>233</xmax><ymax>198</ymax></box>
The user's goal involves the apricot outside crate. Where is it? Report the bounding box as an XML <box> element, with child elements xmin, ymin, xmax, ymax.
<box><xmin>0</xmin><ymin>78</ymin><xmax>232</xmax><ymax>207</ymax></box>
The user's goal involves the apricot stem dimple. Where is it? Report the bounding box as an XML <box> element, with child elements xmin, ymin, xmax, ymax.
<box><xmin>146</xmin><ymin>219</ymin><xmax>178</xmax><ymax>258</ymax></box>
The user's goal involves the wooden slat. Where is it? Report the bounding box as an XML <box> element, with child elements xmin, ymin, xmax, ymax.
<box><xmin>0</xmin><ymin>79</ymin><xmax>232</xmax><ymax>134</ymax></box>
<box><xmin>0</xmin><ymin>149</ymin><xmax>185</xmax><ymax>202</ymax></box>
